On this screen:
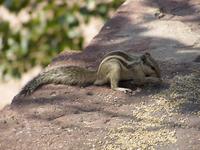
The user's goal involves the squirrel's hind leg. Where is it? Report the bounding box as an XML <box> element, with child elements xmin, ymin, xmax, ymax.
<box><xmin>94</xmin><ymin>79</ymin><xmax>107</xmax><ymax>86</ymax></box>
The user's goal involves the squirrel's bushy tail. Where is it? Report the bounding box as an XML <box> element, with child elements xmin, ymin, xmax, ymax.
<box><xmin>17</xmin><ymin>66</ymin><xmax>96</xmax><ymax>97</ymax></box>
<box><xmin>17</xmin><ymin>73</ymin><xmax>49</xmax><ymax>96</ymax></box>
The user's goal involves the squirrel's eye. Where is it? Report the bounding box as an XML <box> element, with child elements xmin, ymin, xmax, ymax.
<box><xmin>151</xmin><ymin>66</ymin><xmax>155</xmax><ymax>70</ymax></box>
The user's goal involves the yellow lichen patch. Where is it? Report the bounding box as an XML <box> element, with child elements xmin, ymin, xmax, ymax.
<box><xmin>105</xmin><ymin>125</ymin><xmax>176</xmax><ymax>150</ymax></box>
<box><xmin>104</xmin><ymin>97</ymin><xmax>178</xmax><ymax>149</ymax></box>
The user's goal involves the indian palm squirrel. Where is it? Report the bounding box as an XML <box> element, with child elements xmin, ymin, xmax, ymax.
<box><xmin>17</xmin><ymin>51</ymin><xmax>162</xmax><ymax>96</ymax></box>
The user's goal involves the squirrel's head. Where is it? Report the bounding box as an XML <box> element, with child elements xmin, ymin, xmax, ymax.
<box><xmin>141</xmin><ymin>52</ymin><xmax>161</xmax><ymax>78</ymax></box>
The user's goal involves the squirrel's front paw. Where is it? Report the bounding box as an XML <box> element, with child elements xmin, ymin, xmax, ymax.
<box><xmin>114</xmin><ymin>87</ymin><xmax>133</xmax><ymax>94</ymax></box>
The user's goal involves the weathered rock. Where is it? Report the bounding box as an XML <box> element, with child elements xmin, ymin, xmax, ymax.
<box><xmin>1</xmin><ymin>0</ymin><xmax>200</xmax><ymax>149</ymax></box>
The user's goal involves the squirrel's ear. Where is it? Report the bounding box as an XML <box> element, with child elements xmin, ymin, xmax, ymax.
<box><xmin>144</xmin><ymin>52</ymin><xmax>151</xmax><ymax>56</ymax></box>
<box><xmin>141</xmin><ymin>52</ymin><xmax>151</xmax><ymax>61</ymax></box>
<box><xmin>141</xmin><ymin>54</ymin><xmax>146</xmax><ymax>61</ymax></box>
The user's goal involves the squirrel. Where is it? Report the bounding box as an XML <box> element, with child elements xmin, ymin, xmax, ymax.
<box><xmin>94</xmin><ymin>51</ymin><xmax>161</xmax><ymax>92</ymax></box>
<box><xmin>16</xmin><ymin>51</ymin><xmax>162</xmax><ymax>96</ymax></box>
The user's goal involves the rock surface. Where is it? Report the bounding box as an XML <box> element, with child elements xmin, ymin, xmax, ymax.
<box><xmin>1</xmin><ymin>0</ymin><xmax>200</xmax><ymax>149</ymax></box>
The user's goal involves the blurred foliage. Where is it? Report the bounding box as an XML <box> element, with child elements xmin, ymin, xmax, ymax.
<box><xmin>0</xmin><ymin>0</ymin><xmax>124</xmax><ymax>79</ymax></box>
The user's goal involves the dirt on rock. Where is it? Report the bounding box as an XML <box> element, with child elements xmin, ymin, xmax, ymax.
<box><xmin>1</xmin><ymin>0</ymin><xmax>200</xmax><ymax>149</ymax></box>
